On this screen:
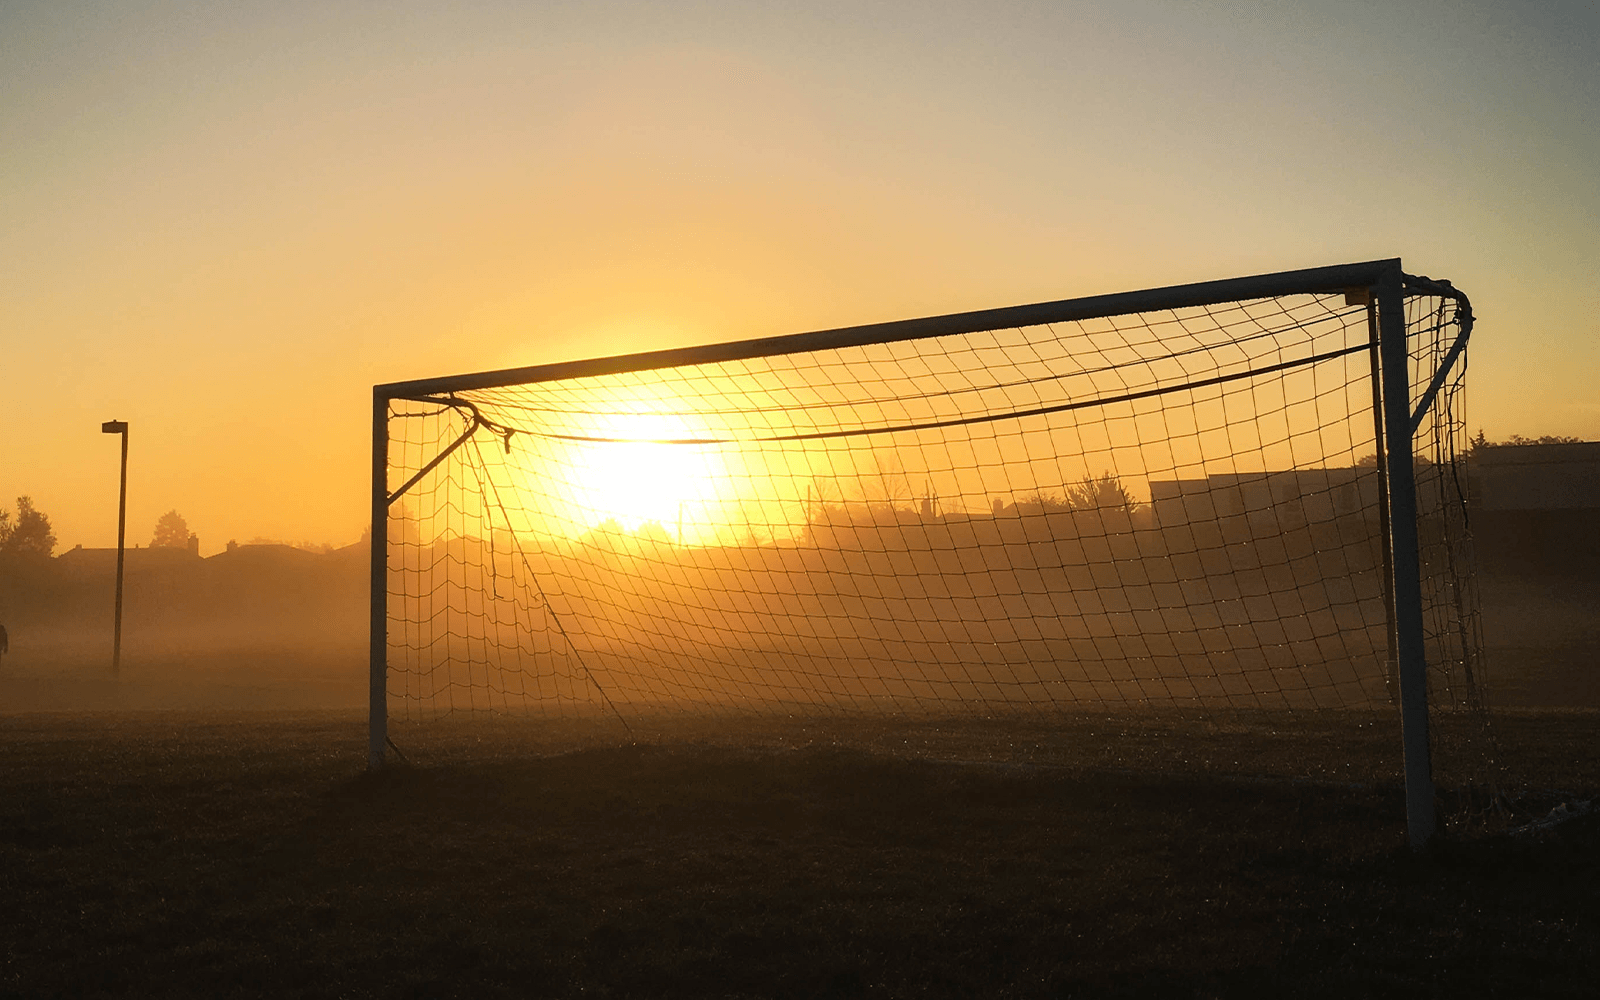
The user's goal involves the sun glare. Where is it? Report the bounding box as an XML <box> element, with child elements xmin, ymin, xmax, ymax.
<box><xmin>566</xmin><ymin>411</ymin><xmax>723</xmax><ymax>541</ymax></box>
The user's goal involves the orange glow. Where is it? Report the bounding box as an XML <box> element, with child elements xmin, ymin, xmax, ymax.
<box><xmin>3</xmin><ymin>6</ymin><xmax>1594</xmax><ymax>555</ymax></box>
<box><xmin>559</xmin><ymin>413</ymin><xmax>726</xmax><ymax>542</ymax></box>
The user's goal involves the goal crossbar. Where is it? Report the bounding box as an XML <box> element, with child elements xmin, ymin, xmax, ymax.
<box><xmin>377</xmin><ymin>259</ymin><xmax>1422</xmax><ymax>399</ymax></box>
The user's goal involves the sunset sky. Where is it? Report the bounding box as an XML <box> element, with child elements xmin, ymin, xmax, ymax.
<box><xmin>4</xmin><ymin>1</ymin><xmax>1596</xmax><ymax>555</ymax></box>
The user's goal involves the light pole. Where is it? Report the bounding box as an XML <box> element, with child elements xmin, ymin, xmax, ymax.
<box><xmin>101</xmin><ymin>420</ymin><xmax>129</xmax><ymax>676</ymax></box>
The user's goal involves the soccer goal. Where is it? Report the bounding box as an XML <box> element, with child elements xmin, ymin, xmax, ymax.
<box><xmin>370</xmin><ymin>258</ymin><xmax>1484</xmax><ymax>846</ymax></box>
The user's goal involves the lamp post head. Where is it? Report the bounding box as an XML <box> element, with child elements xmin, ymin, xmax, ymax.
<box><xmin>101</xmin><ymin>420</ymin><xmax>128</xmax><ymax>434</ymax></box>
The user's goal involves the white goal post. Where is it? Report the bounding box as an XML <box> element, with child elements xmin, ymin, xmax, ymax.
<box><xmin>368</xmin><ymin>258</ymin><xmax>1481</xmax><ymax>847</ymax></box>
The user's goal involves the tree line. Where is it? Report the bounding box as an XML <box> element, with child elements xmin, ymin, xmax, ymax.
<box><xmin>0</xmin><ymin>498</ymin><xmax>198</xmax><ymax>562</ymax></box>
<box><xmin>0</xmin><ymin>497</ymin><xmax>55</xmax><ymax>560</ymax></box>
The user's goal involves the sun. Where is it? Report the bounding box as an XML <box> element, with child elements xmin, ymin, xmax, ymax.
<box><xmin>566</xmin><ymin>411</ymin><xmax>722</xmax><ymax>541</ymax></box>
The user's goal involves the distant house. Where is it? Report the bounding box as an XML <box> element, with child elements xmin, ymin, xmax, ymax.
<box><xmin>1149</xmin><ymin>469</ymin><xmax>1380</xmax><ymax>531</ymax></box>
<box><xmin>1469</xmin><ymin>442</ymin><xmax>1600</xmax><ymax>571</ymax></box>
<box><xmin>56</xmin><ymin>537</ymin><xmax>201</xmax><ymax>579</ymax></box>
<box><xmin>1469</xmin><ymin>442</ymin><xmax>1600</xmax><ymax>512</ymax></box>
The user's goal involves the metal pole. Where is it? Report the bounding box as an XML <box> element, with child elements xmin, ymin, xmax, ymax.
<box><xmin>1365</xmin><ymin>301</ymin><xmax>1399</xmax><ymax>705</ymax></box>
<box><xmin>101</xmin><ymin>421</ymin><xmax>129</xmax><ymax>676</ymax></box>
<box><xmin>380</xmin><ymin>259</ymin><xmax>1404</xmax><ymax>398</ymax></box>
<box><xmin>1375</xmin><ymin>266</ymin><xmax>1437</xmax><ymax>847</ymax></box>
<box><xmin>369</xmin><ymin>389</ymin><xmax>389</xmax><ymax>769</ymax></box>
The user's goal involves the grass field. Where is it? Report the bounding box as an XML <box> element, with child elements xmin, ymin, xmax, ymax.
<box><xmin>1</xmin><ymin>710</ymin><xmax>1596</xmax><ymax>998</ymax></box>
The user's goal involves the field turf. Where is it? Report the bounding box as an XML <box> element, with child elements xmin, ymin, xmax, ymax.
<box><xmin>1</xmin><ymin>710</ymin><xmax>1596</xmax><ymax>998</ymax></box>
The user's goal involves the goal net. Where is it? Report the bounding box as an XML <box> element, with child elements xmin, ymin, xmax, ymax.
<box><xmin>372</xmin><ymin>259</ymin><xmax>1490</xmax><ymax>824</ymax></box>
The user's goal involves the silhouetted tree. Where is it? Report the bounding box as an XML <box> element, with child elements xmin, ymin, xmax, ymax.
<box><xmin>152</xmin><ymin>510</ymin><xmax>190</xmax><ymax>548</ymax></box>
<box><xmin>1016</xmin><ymin>473</ymin><xmax>1142</xmax><ymax>517</ymax></box>
<box><xmin>1471</xmin><ymin>431</ymin><xmax>1584</xmax><ymax>450</ymax></box>
<box><xmin>636</xmin><ymin>520</ymin><xmax>674</xmax><ymax>547</ymax></box>
<box><xmin>0</xmin><ymin>496</ymin><xmax>56</xmax><ymax>559</ymax></box>
<box><xmin>1063</xmin><ymin>472</ymin><xmax>1140</xmax><ymax>513</ymax></box>
<box><xmin>1356</xmin><ymin>451</ymin><xmax>1434</xmax><ymax>468</ymax></box>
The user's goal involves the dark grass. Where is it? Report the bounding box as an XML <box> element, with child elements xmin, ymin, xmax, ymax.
<box><xmin>1</xmin><ymin>712</ymin><xmax>1596</xmax><ymax>998</ymax></box>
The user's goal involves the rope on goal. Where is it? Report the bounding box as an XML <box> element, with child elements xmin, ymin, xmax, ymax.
<box><xmin>403</xmin><ymin>342</ymin><xmax>1370</xmax><ymax>449</ymax></box>
<box><xmin>464</xmin><ymin>434</ymin><xmax>634</xmax><ymax>737</ymax></box>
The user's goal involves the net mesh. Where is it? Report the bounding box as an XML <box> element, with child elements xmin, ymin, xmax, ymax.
<box><xmin>1405</xmin><ymin>290</ymin><xmax>1499</xmax><ymax>799</ymax></box>
<box><xmin>382</xmin><ymin>281</ymin><xmax>1489</xmax><ymax>784</ymax></box>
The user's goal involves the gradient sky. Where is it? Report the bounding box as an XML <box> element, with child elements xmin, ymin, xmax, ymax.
<box><xmin>4</xmin><ymin>0</ymin><xmax>1596</xmax><ymax>554</ymax></box>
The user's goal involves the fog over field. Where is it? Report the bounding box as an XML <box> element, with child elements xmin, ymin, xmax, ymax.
<box><xmin>1</xmin><ymin>499</ymin><xmax>1593</xmax><ymax>716</ymax></box>
<box><xmin>0</xmin><ymin>543</ymin><xmax>368</xmax><ymax>710</ymax></box>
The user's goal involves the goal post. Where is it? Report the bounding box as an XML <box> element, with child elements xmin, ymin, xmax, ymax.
<box><xmin>1377</xmin><ymin>267</ymin><xmax>1437</xmax><ymax>846</ymax></box>
<box><xmin>368</xmin><ymin>258</ymin><xmax>1481</xmax><ymax>847</ymax></box>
